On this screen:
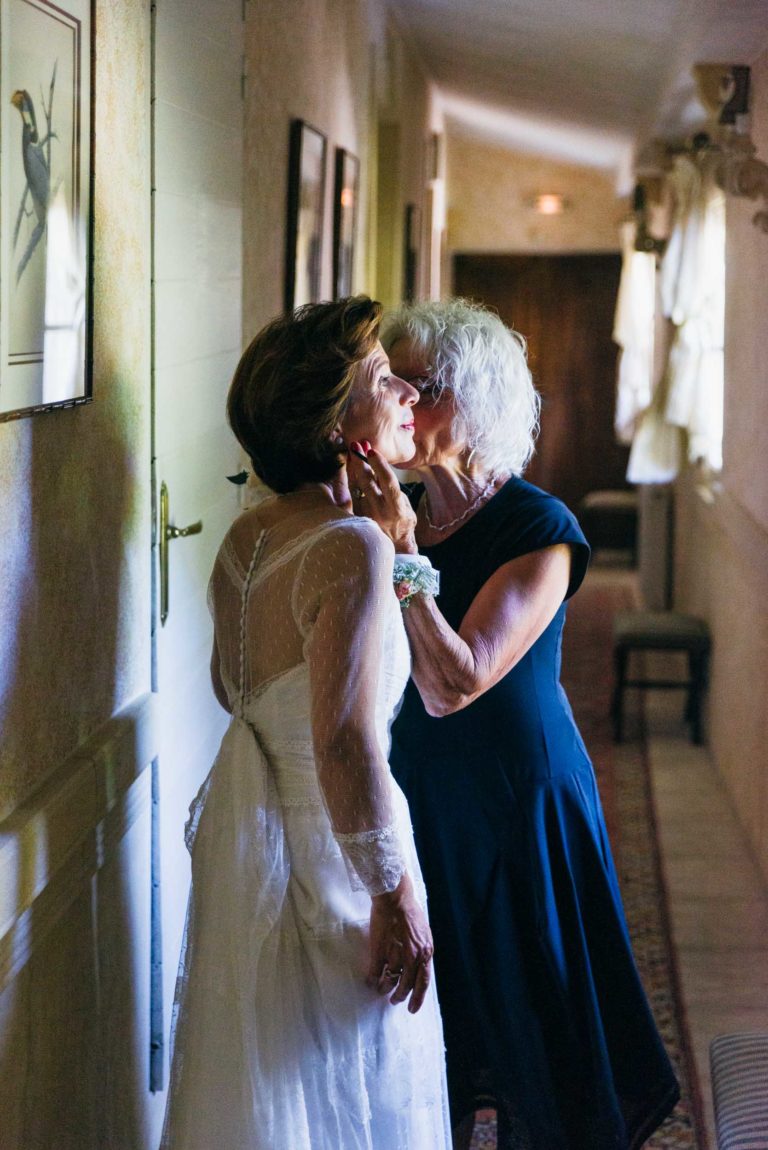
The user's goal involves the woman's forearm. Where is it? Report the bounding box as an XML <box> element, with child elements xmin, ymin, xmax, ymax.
<box><xmin>315</xmin><ymin>728</ymin><xmax>394</xmax><ymax>833</ymax></box>
<box><xmin>402</xmin><ymin>594</ymin><xmax>485</xmax><ymax>716</ymax></box>
<box><xmin>403</xmin><ymin>546</ymin><xmax>571</xmax><ymax>716</ymax></box>
<box><xmin>315</xmin><ymin>732</ymin><xmax>407</xmax><ymax>896</ymax></box>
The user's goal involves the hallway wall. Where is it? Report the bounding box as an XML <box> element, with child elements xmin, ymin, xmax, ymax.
<box><xmin>0</xmin><ymin>2</ymin><xmax>155</xmax><ymax>1147</ymax></box>
<box><xmin>243</xmin><ymin>0</ymin><xmax>435</xmax><ymax>335</ymax></box>
<box><xmin>0</xmin><ymin>0</ymin><xmax>151</xmax><ymax>824</ymax></box>
<box><xmin>445</xmin><ymin>130</ymin><xmax>624</xmax><ymax>267</ymax></box>
<box><xmin>675</xmin><ymin>46</ymin><xmax>768</xmax><ymax>884</ymax></box>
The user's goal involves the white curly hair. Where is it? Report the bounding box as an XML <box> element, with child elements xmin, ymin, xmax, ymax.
<box><xmin>381</xmin><ymin>298</ymin><xmax>540</xmax><ymax>476</ymax></box>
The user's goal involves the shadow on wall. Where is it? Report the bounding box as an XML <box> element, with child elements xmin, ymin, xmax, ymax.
<box><xmin>0</xmin><ymin>360</ymin><xmax>149</xmax><ymax>1149</ymax></box>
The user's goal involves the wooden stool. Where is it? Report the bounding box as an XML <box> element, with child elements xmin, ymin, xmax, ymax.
<box><xmin>611</xmin><ymin>610</ymin><xmax>711</xmax><ymax>743</ymax></box>
<box><xmin>710</xmin><ymin>1032</ymin><xmax>768</xmax><ymax>1148</ymax></box>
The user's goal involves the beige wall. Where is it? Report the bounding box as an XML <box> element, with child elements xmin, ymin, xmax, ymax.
<box><xmin>445</xmin><ymin>129</ymin><xmax>625</xmax><ymax>263</ymax></box>
<box><xmin>0</xmin><ymin>1</ymin><xmax>152</xmax><ymax>822</ymax></box>
<box><xmin>243</xmin><ymin>0</ymin><xmax>434</xmax><ymax>333</ymax></box>
<box><xmin>675</xmin><ymin>47</ymin><xmax>768</xmax><ymax>882</ymax></box>
<box><xmin>721</xmin><ymin>49</ymin><xmax>768</xmax><ymax>534</ymax></box>
<box><xmin>0</xmin><ymin>2</ymin><xmax>155</xmax><ymax>1147</ymax></box>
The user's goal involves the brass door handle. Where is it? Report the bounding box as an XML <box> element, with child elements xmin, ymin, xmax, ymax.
<box><xmin>159</xmin><ymin>481</ymin><xmax>203</xmax><ymax>626</ymax></box>
<box><xmin>166</xmin><ymin>521</ymin><xmax>203</xmax><ymax>540</ymax></box>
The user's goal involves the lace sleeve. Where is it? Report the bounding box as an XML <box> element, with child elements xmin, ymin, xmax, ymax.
<box><xmin>295</xmin><ymin>520</ymin><xmax>406</xmax><ymax>896</ymax></box>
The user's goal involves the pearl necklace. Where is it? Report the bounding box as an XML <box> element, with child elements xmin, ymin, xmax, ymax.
<box><xmin>422</xmin><ymin>474</ymin><xmax>505</xmax><ymax>533</ymax></box>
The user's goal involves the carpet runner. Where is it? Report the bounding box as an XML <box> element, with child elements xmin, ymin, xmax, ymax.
<box><xmin>468</xmin><ymin>567</ymin><xmax>702</xmax><ymax>1149</ymax></box>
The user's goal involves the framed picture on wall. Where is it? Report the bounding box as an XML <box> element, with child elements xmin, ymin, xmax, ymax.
<box><xmin>285</xmin><ymin>119</ymin><xmax>327</xmax><ymax>311</ymax></box>
<box><xmin>403</xmin><ymin>203</ymin><xmax>420</xmax><ymax>301</ymax></box>
<box><xmin>0</xmin><ymin>0</ymin><xmax>93</xmax><ymax>423</ymax></box>
<box><xmin>332</xmin><ymin>147</ymin><xmax>359</xmax><ymax>299</ymax></box>
<box><xmin>425</xmin><ymin>131</ymin><xmax>443</xmax><ymax>183</ymax></box>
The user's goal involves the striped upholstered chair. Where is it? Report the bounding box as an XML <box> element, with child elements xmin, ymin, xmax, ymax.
<box><xmin>710</xmin><ymin>1032</ymin><xmax>768</xmax><ymax>1149</ymax></box>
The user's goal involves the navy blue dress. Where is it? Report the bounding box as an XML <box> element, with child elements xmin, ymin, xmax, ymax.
<box><xmin>390</xmin><ymin>476</ymin><xmax>679</xmax><ymax>1149</ymax></box>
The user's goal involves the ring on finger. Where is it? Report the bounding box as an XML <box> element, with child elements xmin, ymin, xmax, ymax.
<box><xmin>383</xmin><ymin>963</ymin><xmax>403</xmax><ymax>980</ymax></box>
<box><xmin>351</xmin><ymin>486</ymin><xmax>366</xmax><ymax>500</ymax></box>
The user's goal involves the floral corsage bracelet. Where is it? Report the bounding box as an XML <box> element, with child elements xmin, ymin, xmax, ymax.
<box><xmin>392</xmin><ymin>554</ymin><xmax>440</xmax><ymax>608</ymax></box>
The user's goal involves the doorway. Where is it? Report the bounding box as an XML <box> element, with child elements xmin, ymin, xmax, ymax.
<box><xmin>453</xmin><ymin>253</ymin><xmax>627</xmax><ymax>511</ymax></box>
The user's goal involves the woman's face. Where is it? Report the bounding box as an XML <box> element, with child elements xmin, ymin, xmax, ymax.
<box><xmin>342</xmin><ymin>342</ymin><xmax>419</xmax><ymax>465</ymax></box>
<box><xmin>387</xmin><ymin>337</ymin><xmax>459</xmax><ymax>469</ymax></box>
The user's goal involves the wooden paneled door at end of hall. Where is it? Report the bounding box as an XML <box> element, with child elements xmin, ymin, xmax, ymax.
<box><xmin>453</xmin><ymin>253</ymin><xmax>628</xmax><ymax>513</ymax></box>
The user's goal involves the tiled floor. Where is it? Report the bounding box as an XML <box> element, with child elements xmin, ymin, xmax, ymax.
<box><xmin>641</xmin><ymin>672</ymin><xmax>768</xmax><ymax>1149</ymax></box>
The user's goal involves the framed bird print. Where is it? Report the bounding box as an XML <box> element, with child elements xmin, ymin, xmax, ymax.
<box><xmin>285</xmin><ymin>119</ymin><xmax>326</xmax><ymax>312</ymax></box>
<box><xmin>0</xmin><ymin>0</ymin><xmax>93</xmax><ymax>422</ymax></box>
<box><xmin>332</xmin><ymin>148</ymin><xmax>359</xmax><ymax>299</ymax></box>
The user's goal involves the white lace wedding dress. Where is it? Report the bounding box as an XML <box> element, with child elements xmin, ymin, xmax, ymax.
<box><xmin>161</xmin><ymin>502</ymin><xmax>451</xmax><ymax>1150</ymax></box>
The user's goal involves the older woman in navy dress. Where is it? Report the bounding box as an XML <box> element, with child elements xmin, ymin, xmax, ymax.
<box><xmin>346</xmin><ymin>298</ymin><xmax>679</xmax><ymax>1150</ymax></box>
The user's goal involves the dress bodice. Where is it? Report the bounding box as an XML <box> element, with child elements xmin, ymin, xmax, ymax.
<box><xmin>241</xmin><ymin>605</ymin><xmax>410</xmax><ymax>810</ymax></box>
<box><xmin>207</xmin><ymin>510</ymin><xmax>411</xmax><ymax>833</ymax></box>
<box><xmin>213</xmin><ymin>515</ymin><xmax>408</xmax><ymax>709</ymax></box>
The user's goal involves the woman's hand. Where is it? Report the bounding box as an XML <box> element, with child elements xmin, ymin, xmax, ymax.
<box><xmin>347</xmin><ymin>441</ymin><xmax>418</xmax><ymax>555</ymax></box>
<box><xmin>367</xmin><ymin>873</ymin><xmax>433</xmax><ymax>1013</ymax></box>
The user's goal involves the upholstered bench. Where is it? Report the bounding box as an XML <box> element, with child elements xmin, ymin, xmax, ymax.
<box><xmin>710</xmin><ymin>1032</ymin><xmax>768</xmax><ymax>1149</ymax></box>
<box><xmin>611</xmin><ymin>610</ymin><xmax>711</xmax><ymax>743</ymax></box>
<box><xmin>577</xmin><ymin>489</ymin><xmax>638</xmax><ymax>560</ymax></box>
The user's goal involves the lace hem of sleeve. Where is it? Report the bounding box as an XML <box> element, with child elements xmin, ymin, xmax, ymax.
<box><xmin>333</xmin><ymin>822</ymin><xmax>406</xmax><ymax>896</ymax></box>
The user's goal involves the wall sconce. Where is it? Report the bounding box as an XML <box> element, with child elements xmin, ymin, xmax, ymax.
<box><xmin>693</xmin><ymin>64</ymin><xmax>768</xmax><ymax>233</ymax></box>
<box><xmin>529</xmin><ymin>193</ymin><xmax>569</xmax><ymax>216</ymax></box>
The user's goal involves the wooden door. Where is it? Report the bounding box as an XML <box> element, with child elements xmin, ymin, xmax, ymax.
<box><xmin>453</xmin><ymin>253</ymin><xmax>627</xmax><ymax>511</ymax></box>
<box><xmin>150</xmin><ymin>0</ymin><xmax>243</xmax><ymax>1120</ymax></box>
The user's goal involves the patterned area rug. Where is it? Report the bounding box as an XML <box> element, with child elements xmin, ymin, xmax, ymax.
<box><xmin>468</xmin><ymin>567</ymin><xmax>703</xmax><ymax>1149</ymax></box>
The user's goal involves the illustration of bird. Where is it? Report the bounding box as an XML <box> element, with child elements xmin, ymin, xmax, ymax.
<box><xmin>11</xmin><ymin>65</ymin><xmax>56</xmax><ymax>284</ymax></box>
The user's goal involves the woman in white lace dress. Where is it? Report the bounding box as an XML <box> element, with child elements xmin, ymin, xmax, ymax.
<box><xmin>161</xmin><ymin>297</ymin><xmax>451</xmax><ymax>1150</ymax></box>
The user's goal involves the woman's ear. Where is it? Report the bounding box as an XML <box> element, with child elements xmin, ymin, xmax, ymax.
<box><xmin>330</xmin><ymin>424</ymin><xmax>345</xmax><ymax>450</ymax></box>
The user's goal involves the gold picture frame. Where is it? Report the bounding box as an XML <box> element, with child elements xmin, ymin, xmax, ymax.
<box><xmin>332</xmin><ymin>147</ymin><xmax>359</xmax><ymax>299</ymax></box>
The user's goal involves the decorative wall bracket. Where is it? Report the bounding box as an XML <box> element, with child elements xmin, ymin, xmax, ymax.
<box><xmin>714</xmin><ymin>129</ymin><xmax>768</xmax><ymax>232</ymax></box>
<box><xmin>693</xmin><ymin>64</ymin><xmax>768</xmax><ymax>233</ymax></box>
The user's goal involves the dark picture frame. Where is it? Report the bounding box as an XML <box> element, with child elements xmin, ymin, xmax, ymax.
<box><xmin>285</xmin><ymin>119</ymin><xmax>327</xmax><ymax>312</ymax></box>
<box><xmin>403</xmin><ymin>202</ymin><xmax>420</xmax><ymax>302</ymax></box>
<box><xmin>0</xmin><ymin>0</ymin><xmax>94</xmax><ymax>422</ymax></box>
<box><xmin>332</xmin><ymin>147</ymin><xmax>359</xmax><ymax>299</ymax></box>
<box><xmin>425</xmin><ymin>131</ymin><xmax>442</xmax><ymax>183</ymax></box>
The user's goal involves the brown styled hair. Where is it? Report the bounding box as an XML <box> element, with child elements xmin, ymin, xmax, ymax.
<box><xmin>227</xmin><ymin>296</ymin><xmax>383</xmax><ymax>493</ymax></box>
